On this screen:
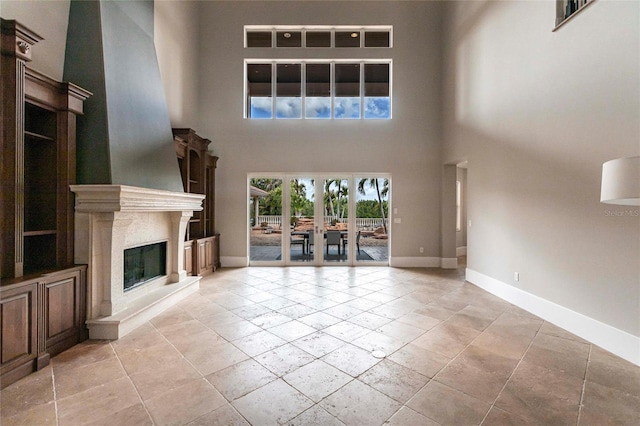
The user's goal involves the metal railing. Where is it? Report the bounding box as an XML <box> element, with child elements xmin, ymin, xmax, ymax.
<box><xmin>256</xmin><ymin>215</ymin><xmax>385</xmax><ymax>229</ymax></box>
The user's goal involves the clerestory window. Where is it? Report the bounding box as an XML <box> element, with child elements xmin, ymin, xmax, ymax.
<box><xmin>246</xmin><ymin>61</ymin><xmax>391</xmax><ymax>120</ymax></box>
<box><xmin>245</xmin><ymin>26</ymin><xmax>392</xmax><ymax>48</ymax></box>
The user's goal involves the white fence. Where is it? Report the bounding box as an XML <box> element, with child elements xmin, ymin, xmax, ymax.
<box><xmin>256</xmin><ymin>215</ymin><xmax>384</xmax><ymax>229</ymax></box>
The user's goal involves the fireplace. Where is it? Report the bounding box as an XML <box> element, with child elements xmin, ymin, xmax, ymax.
<box><xmin>71</xmin><ymin>184</ymin><xmax>205</xmax><ymax>339</ymax></box>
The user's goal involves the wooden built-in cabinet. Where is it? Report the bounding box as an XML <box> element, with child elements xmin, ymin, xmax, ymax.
<box><xmin>173</xmin><ymin>128</ymin><xmax>220</xmax><ymax>275</ymax></box>
<box><xmin>1</xmin><ymin>19</ymin><xmax>91</xmax><ymax>388</ymax></box>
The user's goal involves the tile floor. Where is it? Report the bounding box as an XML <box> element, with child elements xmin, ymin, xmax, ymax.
<box><xmin>1</xmin><ymin>266</ymin><xmax>639</xmax><ymax>425</ymax></box>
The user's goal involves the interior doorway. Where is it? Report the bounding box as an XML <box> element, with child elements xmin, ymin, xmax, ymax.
<box><xmin>248</xmin><ymin>174</ymin><xmax>390</xmax><ymax>266</ymax></box>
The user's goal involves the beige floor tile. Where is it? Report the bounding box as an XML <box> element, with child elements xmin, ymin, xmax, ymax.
<box><xmin>347</xmin><ymin>311</ymin><xmax>393</xmax><ymax>330</ymax></box>
<box><xmin>250</xmin><ymin>311</ymin><xmax>293</xmax><ymax>328</ymax></box>
<box><xmin>523</xmin><ymin>333</ymin><xmax>589</xmax><ymax>379</ymax></box>
<box><xmin>351</xmin><ymin>330</ymin><xmax>406</xmax><ymax>354</ymax></box>
<box><xmin>232</xmin><ymin>329</ymin><xmax>287</xmax><ymax>357</ymax></box>
<box><xmin>267</xmin><ymin>320</ymin><xmax>317</xmax><ymax>342</ymax></box>
<box><xmin>470</xmin><ymin>330</ymin><xmax>531</xmax><ymax>360</ymax></box>
<box><xmin>149</xmin><ymin>306</ymin><xmax>193</xmax><ymax>329</ymax></box>
<box><xmin>57</xmin><ymin>376</ymin><xmax>140</xmax><ymax>426</ymax></box>
<box><xmin>51</xmin><ymin>340</ymin><xmax>115</xmax><ymax>373</ymax></box>
<box><xmin>495</xmin><ymin>360</ymin><xmax>582</xmax><ymax>424</ymax></box>
<box><xmin>156</xmin><ymin>318</ymin><xmax>212</xmax><ymax>343</ymax></box>
<box><xmin>111</xmin><ymin>323</ymin><xmax>167</xmax><ymax>352</ymax></box>
<box><xmin>445</xmin><ymin>304</ymin><xmax>502</xmax><ymax>331</ymax></box>
<box><xmin>183</xmin><ymin>340</ymin><xmax>250</xmax><ymax>376</ymax></box>
<box><xmin>0</xmin><ymin>366</ymin><xmax>54</xmax><ymax>418</ymax></box>
<box><xmin>254</xmin><ymin>343</ymin><xmax>316</xmax><ymax>376</ymax></box>
<box><xmin>186</xmin><ymin>403</ymin><xmax>250</xmax><ymax>426</ymax></box>
<box><xmin>387</xmin><ymin>343</ymin><xmax>450</xmax><ymax>378</ymax></box>
<box><xmin>231</xmin><ymin>303</ymin><xmax>273</xmax><ymax>320</ymax></box>
<box><xmin>277</xmin><ymin>303</ymin><xmax>318</xmax><ymax>319</ymax></box>
<box><xmin>322</xmin><ymin>303</ymin><xmax>363</xmax><ymax>320</ymax></box>
<box><xmin>485</xmin><ymin>312</ymin><xmax>542</xmax><ymax>340</ymax></box>
<box><xmin>284</xmin><ymin>359</ymin><xmax>352</xmax><ymax>402</ymax></box>
<box><xmin>291</xmin><ymin>331</ymin><xmax>346</xmax><ymax>358</ymax></box>
<box><xmin>86</xmin><ymin>403</ymin><xmax>152</xmax><ymax>426</ymax></box>
<box><xmin>320</xmin><ymin>379</ymin><xmax>401</xmax><ymax>425</ymax></box>
<box><xmin>411</xmin><ymin>322</ymin><xmax>480</xmax><ymax>358</ymax></box>
<box><xmin>322</xmin><ymin>343</ymin><xmax>382</xmax><ymax>377</ymax></box>
<box><xmin>394</xmin><ymin>311</ymin><xmax>441</xmax><ymax>331</ymax></box>
<box><xmin>206</xmin><ymin>359</ymin><xmax>278</xmax><ymax>401</ymax></box>
<box><xmin>0</xmin><ymin>401</ymin><xmax>57</xmax><ymax>426</ymax></box>
<box><xmin>54</xmin><ymin>356</ymin><xmax>127</xmax><ymax>399</ymax></box>
<box><xmin>145</xmin><ymin>378</ymin><xmax>226</xmax><ymax>425</ymax></box>
<box><xmin>434</xmin><ymin>357</ymin><xmax>510</xmax><ymax>404</ymax></box>
<box><xmin>579</xmin><ymin>380</ymin><xmax>640</xmax><ymax>425</ymax></box>
<box><xmin>259</xmin><ymin>296</ymin><xmax>298</xmax><ymax>310</ymax></box>
<box><xmin>129</xmin><ymin>357</ymin><xmax>202</xmax><ymax>401</ymax></box>
<box><xmin>482</xmin><ymin>405</ymin><xmax>539</xmax><ymax>425</ymax></box>
<box><xmin>287</xmin><ymin>404</ymin><xmax>346</xmax><ymax>426</ymax></box>
<box><xmin>323</xmin><ymin>321</ymin><xmax>372</xmax><ymax>342</ymax></box>
<box><xmin>376</xmin><ymin>320</ymin><xmax>428</xmax><ymax>342</ymax></box>
<box><xmin>232</xmin><ymin>379</ymin><xmax>314</xmax><ymax>425</ymax></box>
<box><xmin>116</xmin><ymin>340</ymin><xmax>184</xmax><ymax>375</ymax></box>
<box><xmin>587</xmin><ymin>346</ymin><xmax>640</xmax><ymax>396</ymax></box>
<box><xmin>163</xmin><ymin>326</ymin><xmax>226</xmax><ymax>353</ymax></box>
<box><xmin>383</xmin><ymin>406</ymin><xmax>441</xmax><ymax>426</ymax></box>
<box><xmin>406</xmin><ymin>380</ymin><xmax>489</xmax><ymax>425</ymax></box>
<box><xmin>208</xmin><ymin>318</ymin><xmax>263</xmax><ymax>341</ymax></box>
<box><xmin>538</xmin><ymin>321</ymin><xmax>588</xmax><ymax>343</ymax></box>
<box><xmin>359</xmin><ymin>359</ymin><xmax>430</xmax><ymax>403</ymax></box>
<box><xmin>298</xmin><ymin>311</ymin><xmax>343</xmax><ymax>330</ymax></box>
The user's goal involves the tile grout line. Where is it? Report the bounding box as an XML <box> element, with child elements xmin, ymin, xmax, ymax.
<box><xmin>109</xmin><ymin>341</ymin><xmax>156</xmax><ymax>425</ymax></box>
<box><xmin>51</xmin><ymin>361</ymin><xmax>60</xmax><ymax>426</ymax></box>
<box><xmin>478</xmin><ymin>322</ymin><xmax>543</xmax><ymax>425</ymax></box>
<box><xmin>576</xmin><ymin>343</ymin><xmax>592</xmax><ymax>426</ymax></box>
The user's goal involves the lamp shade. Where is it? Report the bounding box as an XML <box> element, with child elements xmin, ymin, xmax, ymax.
<box><xmin>600</xmin><ymin>156</ymin><xmax>640</xmax><ymax>205</ymax></box>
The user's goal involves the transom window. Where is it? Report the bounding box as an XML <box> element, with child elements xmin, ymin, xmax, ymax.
<box><xmin>245</xmin><ymin>26</ymin><xmax>392</xmax><ymax>48</ymax></box>
<box><xmin>245</xmin><ymin>61</ymin><xmax>391</xmax><ymax>120</ymax></box>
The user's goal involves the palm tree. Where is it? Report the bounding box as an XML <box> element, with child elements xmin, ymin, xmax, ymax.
<box><xmin>357</xmin><ymin>178</ymin><xmax>389</xmax><ymax>233</ymax></box>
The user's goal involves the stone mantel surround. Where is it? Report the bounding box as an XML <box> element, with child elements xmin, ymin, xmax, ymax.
<box><xmin>70</xmin><ymin>185</ymin><xmax>205</xmax><ymax>339</ymax></box>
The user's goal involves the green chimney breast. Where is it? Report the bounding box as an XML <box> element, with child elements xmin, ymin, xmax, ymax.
<box><xmin>64</xmin><ymin>0</ymin><xmax>183</xmax><ymax>193</ymax></box>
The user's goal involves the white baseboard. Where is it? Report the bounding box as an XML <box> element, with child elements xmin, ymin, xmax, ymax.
<box><xmin>456</xmin><ymin>246</ymin><xmax>467</xmax><ymax>257</ymax></box>
<box><xmin>389</xmin><ymin>257</ymin><xmax>441</xmax><ymax>268</ymax></box>
<box><xmin>466</xmin><ymin>268</ymin><xmax>640</xmax><ymax>366</ymax></box>
<box><xmin>221</xmin><ymin>256</ymin><xmax>249</xmax><ymax>268</ymax></box>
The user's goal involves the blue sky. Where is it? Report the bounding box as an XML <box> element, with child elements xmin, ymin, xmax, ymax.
<box><xmin>251</xmin><ymin>96</ymin><xmax>390</xmax><ymax>119</ymax></box>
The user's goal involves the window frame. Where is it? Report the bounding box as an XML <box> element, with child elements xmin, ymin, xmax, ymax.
<box><xmin>245</xmin><ymin>25</ymin><xmax>393</xmax><ymax>48</ymax></box>
<box><xmin>244</xmin><ymin>59</ymin><xmax>392</xmax><ymax>120</ymax></box>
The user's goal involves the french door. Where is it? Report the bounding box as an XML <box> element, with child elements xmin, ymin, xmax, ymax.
<box><xmin>249</xmin><ymin>174</ymin><xmax>390</xmax><ymax>266</ymax></box>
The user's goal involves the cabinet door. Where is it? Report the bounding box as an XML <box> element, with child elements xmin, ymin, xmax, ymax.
<box><xmin>184</xmin><ymin>240</ymin><xmax>194</xmax><ymax>276</ymax></box>
<box><xmin>0</xmin><ymin>282</ymin><xmax>38</xmax><ymax>386</ymax></box>
<box><xmin>42</xmin><ymin>268</ymin><xmax>85</xmax><ymax>356</ymax></box>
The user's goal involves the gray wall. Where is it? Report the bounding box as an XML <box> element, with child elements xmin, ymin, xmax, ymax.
<box><xmin>442</xmin><ymin>0</ymin><xmax>640</xmax><ymax>336</ymax></box>
<box><xmin>1</xmin><ymin>0</ymin><xmax>70</xmax><ymax>80</ymax></box>
<box><xmin>195</xmin><ymin>0</ymin><xmax>445</xmax><ymax>262</ymax></box>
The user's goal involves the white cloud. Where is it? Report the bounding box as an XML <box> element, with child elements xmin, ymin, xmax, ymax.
<box><xmin>276</xmin><ymin>97</ymin><xmax>302</xmax><ymax>118</ymax></box>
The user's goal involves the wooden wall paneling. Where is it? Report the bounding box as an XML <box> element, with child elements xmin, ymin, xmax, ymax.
<box><xmin>0</xmin><ymin>281</ymin><xmax>38</xmax><ymax>389</ymax></box>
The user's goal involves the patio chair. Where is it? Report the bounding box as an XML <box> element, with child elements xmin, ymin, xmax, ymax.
<box><xmin>344</xmin><ymin>230</ymin><xmax>361</xmax><ymax>255</ymax></box>
<box><xmin>290</xmin><ymin>235</ymin><xmax>305</xmax><ymax>254</ymax></box>
<box><xmin>307</xmin><ymin>231</ymin><xmax>314</xmax><ymax>257</ymax></box>
<box><xmin>326</xmin><ymin>230</ymin><xmax>342</xmax><ymax>256</ymax></box>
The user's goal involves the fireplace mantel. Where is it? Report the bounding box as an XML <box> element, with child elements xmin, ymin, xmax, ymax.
<box><xmin>71</xmin><ymin>184</ymin><xmax>205</xmax><ymax>339</ymax></box>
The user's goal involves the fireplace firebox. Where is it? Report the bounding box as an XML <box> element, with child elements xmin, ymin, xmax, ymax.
<box><xmin>124</xmin><ymin>241</ymin><xmax>167</xmax><ymax>291</ymax></box>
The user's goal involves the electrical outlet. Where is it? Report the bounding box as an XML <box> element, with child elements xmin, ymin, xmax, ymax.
<box><xmin>419</xmin><ymin>247</ymin><xmax>424</xmax><ymax>253</ymax></box>
<box><xmin>514</xmin><ymin>272</ymin><xmax>520</xmax><ymax>282</ymax></box>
